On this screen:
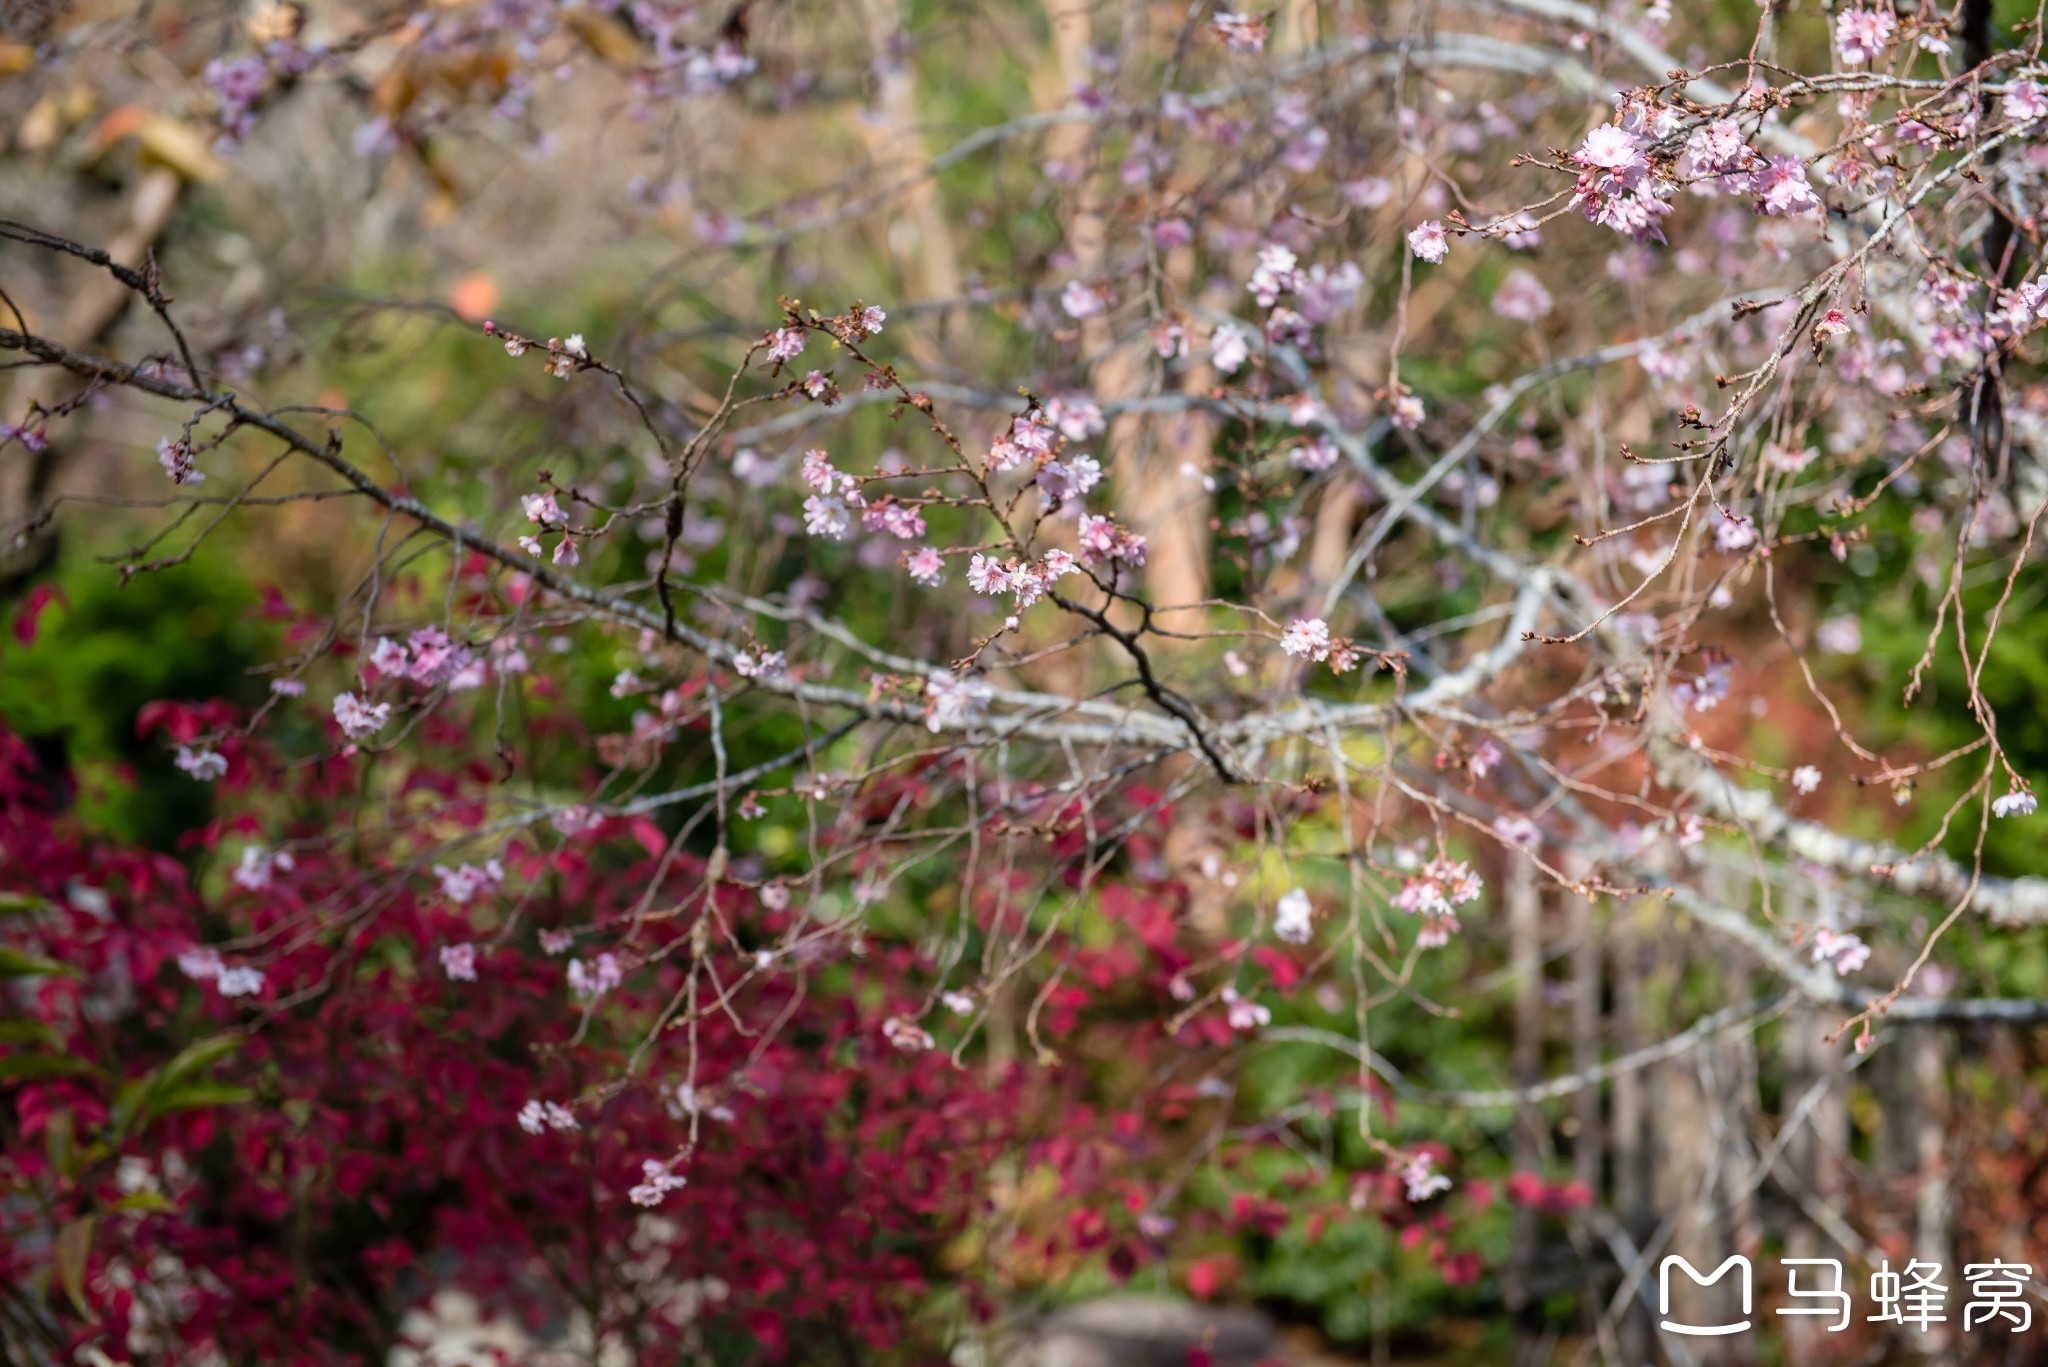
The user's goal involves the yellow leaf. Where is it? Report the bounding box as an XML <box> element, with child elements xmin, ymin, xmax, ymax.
<box><xmin>56</xmin><ymin>1217</ymin><xmax>96</xmax><ymax>1320</ymax></box>
<box><xmin>246</xmin><ymin>2</ymin><xmax>304</xmax><ymax>45</ymax></box>
<box><xmin>135</xmin><ymin>115</ymin><xmax>228</xmax><ymax>184</ymax></box>
<box><xmin>565</xmin><ymin>11</ymin><xmax>643</xmax><ymax>65</ymax></box>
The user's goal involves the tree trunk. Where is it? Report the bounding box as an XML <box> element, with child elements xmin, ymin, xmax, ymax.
<box><xmin>1506</xmin><ymin>857</ymin><xmax>1543</xmax><ymax>1363</ymax></box>
<box><xmin>1610</xmin><ymin>899</ymin><xmax>1653</xmax><ymax>1365</ymax></box>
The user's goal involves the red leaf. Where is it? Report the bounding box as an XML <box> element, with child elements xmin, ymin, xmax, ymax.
<box><xmin>1184</xmin><ymin>1253</ymin><xmax>1238</xmax><ymax>1300</ymax></box>
<box><xmin>12</xmin><ymin>583</ymin><xmax>65</xmax><ymax>646</ymax></box>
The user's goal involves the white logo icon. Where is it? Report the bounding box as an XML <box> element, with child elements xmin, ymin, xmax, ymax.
<box><xmin>1660</xmin><ymin>1255</ymin><xmax>1752</xmax><ymax>1336</ymax></box>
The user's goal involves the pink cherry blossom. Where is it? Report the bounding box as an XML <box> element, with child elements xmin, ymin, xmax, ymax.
<box><xmin>1273</xmin><ymin>888</ymin><xmax>1313</xmax><ymax>943</ymax></box>
<box><xmin>1059</xmin><ymin>280</ymin><xmax>1109</xmax><ymax>319</ymax></box>
<box><xmin>1811</xmin><ymin>928</ymin><xmax>1872</xmax><ymax>976</ymax></box>
<box><xmin>1280</xmin><ymin>617</ymin><xmax>1332</xmax><ymax>660</ymax></box>
<box><xmin>1492</xmin><ymin>269</ymin><xmax>1552</xmax><ymax>322</ymax></box>
<box><xmin>1833</xmin><ymin>6</ymin><xmax>1896</xmax><ymax>64</ymax></box>
<box><xmin>2006</xmin><ymin>80</ymin><xmax>2048</xmax><ymax>124</ymax></box>
<box><xmin>1211</xmin><ymin>322</ymin><xmax>1251</xmax><ymax>374</ymax></box>
<box><xmin>333</xmin><ymin>691</ymin><xmax>392</xmax><ymax>740</ymax></box>
<box><xmin>1754</xmin><ymin>156</ymin><xmax>1820</xmax><ymax>216</ymax></box>
<box><xmin>439</xmin><ymin>943</ymin><xmax>479</xmax><ymax>981</ymax></box>
<box><xmin>1406</xmin><ymin>220</ymin><xmax>1449</xmax><ymax>263</ymax></box>
<box><xmin>1210</xmin><ymin>11</ymin><xmax>1268</xmax><ymax>52</ymax></box>
<box><xmin>1401</xmin><ymin>1151</ymin><xmax>1452</xmax><ymax>1202</ymax></box>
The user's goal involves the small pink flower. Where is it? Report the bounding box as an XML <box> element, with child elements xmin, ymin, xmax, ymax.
<box><xmin>1044</xmin><ymin>396</ymin><xmax>1104</xmax><ymax>440</ymax></box>
<box><xmin>862</xmin><ymin>498</ymin><xmax>927</xmax><ymax>540</ymax></box>
<box><xmin>1289</xmin><ymin>435</ymin><xmax>1339</xmax><ymax>473</ymax></box>
<box><xmin>1493</xmin><ymin>269</ymin><xmax>1552</xmax><ymax>322</ymax></box>
<box><xmin>1249</xmin><ymin>245</ymin><xmax>1300</xmax><ymax>305</ymax></box>
<box><xmin>518</xmin><ymin>1100</ymin><xmax>579</xmax><ymax>1134</ymax></box>
<box><xmin>1076</xmin><ymin>514</ymin><xmax>1146</xmax><ymax>567</ymax></box>
<box><xmin>1222</xmin><ymin>987</ymin><xmax>1270</xmax><ymax>1031</ymax></box>
<box><xmin>2007</xmin><ymin>80</ymin><xmax>2048</xmax><ymax>123</ymax></box>
<box><xmin>435</xmin><ymin>860</ymin><xmax>504</xmax><ymax>904</ymax></box>
<box><xmin>1754</xmin><ymin>157</ymin><xmax>1820</xmax><ymax>217</ymax></box>
<box><xmin>439</xmin><ymin>943</ymin><xmax>479</xmax><ymax>981</ymax></box>
<box><xmin>1815</xmin><ymin>616</ymin><xmax>1862</xmax><ymax>655</ymax></box>
<box><xmin>1685</xmin><ymin>119</ymin><xmax>1754</xmax><ymax>177</ymax></box>
<box><xmin>1811</xmin><ymin>928</ymin><xmax>1872</xmax><ymax>977</ymax></box>
<box><xmin>803</xmin><ymin>495</ymin><xmax>853</xmax><ymax>539</ymax></box>
<box><xmin>333</xmin><ymin>691</ymin><xmax>391</xmax><ymax>740</ymax></box>
<box><xmin>1060</xmin><ymin>280</ymin><xmax>1109</xmax><ymax>319</ymax></box>
<box><xmin>1401</xmin><ymin>1151</ymin><xmax>1452</xmax><ymax>1202</ymax></box>
<box><xmin>1210</xmin><ymin>10</ymin><xmax>1268</xmax><ymax>51</ymax></box>
<box><xmin>1576</xmin><ymin>124</ymin><xmax>1645</xmax><ymax>172</ymax></box>
<box><xmin>568</xmin><ymin>952</ymin><xmax>622</xmax><ymax>1000</ymax></box>
<box><xmin>1994</xmin><ymin>789</ymin><xmax>2038</xmax><ymax>818</ymax></box>
<box><xmin>1492</xmin><ymin>816</ymin><xmax>1542</xmax><ymax>848</ymax></box>
<box><xmin>1280</xmin><ymin>618</ymin><xmax>1331</xmax><ymax>661</ymax></box>
<box><xmin>1273</xmin><ymin>888</ymin><xmax>1313</xmax><ymax>944</ymax></box>
<box><xmin>1211</xmin><ymin>323</ymin><xmax>1251</xmax><ymax>374</ymax></box>
<box><xmin>158</xmin><ymin>437</ymin><xmax>204</xmax><ymax>485</ymax></box>
<box><xmin>628</xmin><ymin>1157</ymin><xmax>687</xmax><ymax>1206</ymax></box>
<box><xmin>175</xmin><ymin>746</ymin><xmax>228</xmax><ymax>781</ymax></box>
<box><xmin>1834</xmin><ymin>6</ymin><xmax>1896</xmax><ymax>64</ymax></box>
<box><xmin>882</xmin><ymin>1016</ymin><xmax>935</xmax><ymax>1051</ymax></box>
<box><xmin>1406</xmin><ymin>220</ymin><xmax>1449</xmax><ymax>263</ymax></box>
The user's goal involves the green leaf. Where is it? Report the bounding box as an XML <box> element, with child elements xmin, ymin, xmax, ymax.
<box><xmin>109</xmin><ymin>1076</ymin><xmax>150</xmax><ymax>1143</ymax></box>
<box><xmin>112</xmin><ymin>1190</ymin><xmax>176</xmax><ymax>1215</ymax></box>
<box><xmin>0</xmin><ymin>1019</ymin><xmax>56</xmax><ymax>1046</ymax></box>
<box><xmin>0</xmin><ymin>947</ymin><xmax>78</xmax><ymax>978</ymax></box>
<box><xmin>111</xmin><ymin>1033</ymin><xmax>245</xmax><ymax>1141</ymax></box>
<box><xmin>0</xmin><ymin>891</ymin><xmax>52</xmax><ymax>916</ymax></box>
<box><xmin>44</xmin><ymin>1109</ymin><xmax>73</xmax><ymax>1181</ymax></box>
<box><xmin>54</xmin><ymin>1217</ymin><xmax>95</xmax><ymax>1320</ymax></box>
<box><xmin>146</xmin><ymin>1081</ymin><xmax>252</xmax><ymax>1119</ymax></box>
<box><xmin>150</xmin><ymin>1033</ymin><xmax>243</xmax><ymax>1093</ymax></box>
<box><xmin>0</xmin><ymin>1052</ymin><xmax>94</xmax><ymax>1082</ymax></box>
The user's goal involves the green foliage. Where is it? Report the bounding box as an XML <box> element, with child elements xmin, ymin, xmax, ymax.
<box><xmin>0</xmin><ymin>552</ymin><xmax>271</xmax><ymax>849</ymax></box>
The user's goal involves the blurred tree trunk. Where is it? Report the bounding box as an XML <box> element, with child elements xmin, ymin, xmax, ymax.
<box><xmin>1570</xmin><ymin>885</ymin><xmax>1602</xmax><ymax>1193</ymax></box>
<box><xmin>1655</xmin><ymin>922</ymin><xmax>1748</xmax><ymax>1364</ymax></box>
<box><xmin>1506</xmin><ymin>856</ymin><xmax>1542</xmax><ymax>1362</ymax></box>
<box><xmin>1610</xmin><ymin>899</ymin><xmax>1653</xmax><ymax>1365</ymax></box>
<box><xmin>1040</xmin><ymin>0</ymin><xmax>1210</xmax><ymax>634</ymax></box>
<box><xmin>1568</xmin><ymin>882</ymin><xmax>1604</xmax><ymax>1348</ymax></box>
<box><xmin>1908</xmin><ymin>1025</ymin><xmax>1955</xmax><ymax>1361</ymax></box>
<box><xmin>1716</xmin><ymin>958</ymin><xmax>1761</xmax><ymax>1263</ymax></box>
<box><xmin>855</xmin><ymin>0</ymin><xmax>962</xmax><ymax>365</ymax></box>
<box><xmin>1779</xmin><ymin>1001</ymin><xmax>1848</xmax><ymax>1362</ymax></box>
<box><xmin>1657</xmin><ymin>1049</ymin><xmax>1733</xmax><ymax>1363</ymax></box>
<box><xmin>1041</xmin><ymin>0</ymin><xmax>1223</xmax><ymax>937</ymax></box>
<box><xmin>1</xmin><ymin>167</ymin><xmax>183</xmax><ymax>593</ymax></box>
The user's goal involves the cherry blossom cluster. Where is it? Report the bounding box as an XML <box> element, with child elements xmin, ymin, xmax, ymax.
<box><xmin>1391</xmin><ymin>857</ymin><xmax>1485</xmax><ymax>949</ymax></box>
<box><xmin>1278</xmin><ymin>617</ymin><xmax>1366</xmax><ymax>674</ymax></box>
